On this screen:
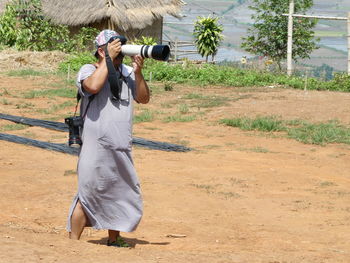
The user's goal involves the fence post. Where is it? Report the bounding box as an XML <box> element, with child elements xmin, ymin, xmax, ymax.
<box><xmin>348</xmin><ymin>12</ymin><xmax>350</xmax><ymax>75</ymax></box>
<box><xmin>287</xmin><ymin>0</ymin><xmax>295</xmax><ymax>76</ymax></box>
<box><xmin>174</xmin><ymin>37</ymin><xmax>178</xmax><ymax>62</ymax></box>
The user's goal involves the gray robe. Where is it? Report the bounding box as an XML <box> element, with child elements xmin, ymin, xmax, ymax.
<box><xmin>66</xmin><ymin>64</ymin><xmax>143</xmax><ymax>232</ymax></box>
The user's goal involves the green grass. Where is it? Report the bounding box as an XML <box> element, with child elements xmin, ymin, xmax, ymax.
<box><xmin>134</xmin><ymin>109</ymin><xmax>154</xmax><ymax>123</ymax></box>
<box><xmin>15</xmin><ymin>102</ymin><xmax>35</xmax><ymax>109</ymax></box>
<box><xmin>220</xmin><ymin>116</ymin><xmax>285</xmax><ymax>132</ymax></box>
<box><xmin>183</xmin><ymin>93</ymin><xmax>229</xmax><ymax>108</ymax></box>
<box><xmin>178</xmin><ymin>104</ymin><xmax>190</xmax><ymax>114</ymax></box>
<box><xmin>183</xmin><ymin>93</ymin><xmax>205</xmax><ymax>99</ymax></box>
<box><xmin>252</xmin><ymin>147</ymin><xmax>269</xmax><ymax>153</ymax></box>
<box><xmin>23</xmin><ymin>87</ymin><xmax>76</xmax><ymax>99</ymax></box>
<box><xmin>0</xmin><ymin>123</ymin><xmax>28</xmax><ymax>131</ymax></box>
<box><xmin>6</xmin><ymin>69</ymin><xmax>50</xmax><ymax>77</ymax></box>
<box><xmin>0</xmin><ymin>98</ymin><xmax>12</xmax><ymax>105</ymax></box>
<box><xmin>288</xmin><ymin>121</ymin><xmax>350</xmax><ymax>145</ymax></box>
<box><xmin>221</xmin><ymin>116</ymin><xmax>350</xmax><ymax>146</ymax></box>
<box><xmin>142</xmin><ymin>60</ymin><xmax>350</xmax><ymax>92</ymax></box>
<box><xmin>36</xmin><ymin>101</ymin><xmax>76</xmax><ymax>114</ymax></box>
<box><xmin>63</xmin><ymin>170</ymin><xmax>76</xmax><ymax>176</ymax></box>
<box><xmin>163</xmin><ymin>114</ymin><xmax>196</xmax><ymax>123</ymax></box>
<box><xmin>0</xmin><ymin>88</ymin><xmax>10</xmax><ymax>96</ymax></box>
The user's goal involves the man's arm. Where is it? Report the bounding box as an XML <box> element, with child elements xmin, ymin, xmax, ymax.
<box><xmin>132</xmin><ymin>55</ymin><xmax>150</xmax><ymax>104</ymax></box>
<box><xmin>83</xmin><ymin>40</ymin><xmax>122</xmax><ymax>94</ymax></box>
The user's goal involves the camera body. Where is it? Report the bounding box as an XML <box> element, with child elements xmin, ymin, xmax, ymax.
<box><xmin>65</xmin><ymin>116</ymin><xmax>84</xmax><ymax>147</ymax></box>
<box><xmin>108</xmin><ymin>35</ymin><xmax>170</xmax><ymax>61</ymax></box>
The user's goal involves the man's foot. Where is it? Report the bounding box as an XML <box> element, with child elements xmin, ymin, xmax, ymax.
<box><xmin>107</xmin><ymin>236</ymin><xmax>130</xmax><ymax>248</ymax></box>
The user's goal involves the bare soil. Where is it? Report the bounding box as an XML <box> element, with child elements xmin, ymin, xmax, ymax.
<box><xmin>1</xmin><ymin>60</ymin><xmax>350</xmax><ymax>262</ymax></box>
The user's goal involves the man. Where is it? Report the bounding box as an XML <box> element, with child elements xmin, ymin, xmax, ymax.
<box><xmin>66</xmin><ymin>29</ymin><xmax>150</xmax><ymax>247</ymax></box>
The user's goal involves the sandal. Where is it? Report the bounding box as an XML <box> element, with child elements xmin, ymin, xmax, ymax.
<box><xmin>107</xmin><ymin>236</ymin><xmax>130</xmax><ymax>248</ymax></box>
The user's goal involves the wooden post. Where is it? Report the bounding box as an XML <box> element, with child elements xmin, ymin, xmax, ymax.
<box><xmin>348</xmin><ymin>12</ymin><xmax>350</xmax><ymax>75</ymax></box>
<box><xmin>287</xmin><ymin>0</ymin><xmax>294</xmax><ymax>76</ymax></box>
<box><xmin>174</xmin><ymin>37</ymin><xmax>178</xmax><ymax>62</ymax></box>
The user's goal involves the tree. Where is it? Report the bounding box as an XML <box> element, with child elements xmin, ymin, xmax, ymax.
<box><xmin>0</xmin><ymin>0</ymin><xmax>98</xmax><ymax>52</ymax></box>
<box><xmin>241</xmin><ymin>0</ymin><xmax>319</xmax><ymax>70</ymax></box>
<box><xmin>193</xmin><ymin>15</ymin><xmax>224</xmax><ymax>62</ymax></box>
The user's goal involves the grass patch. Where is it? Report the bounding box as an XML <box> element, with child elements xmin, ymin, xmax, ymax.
<box><xmin>0</xmin><ymin>123</ymin><xmax>28</xmax><ymax>131</ymax></box>
<box><xmin>251</xmin><ymin>146</ymin><xmax>269</xmax><ymax>153</ymax></box>
<box><xmin>6</xmin><ymin>69</ymin><xmax>49</xmax><ymax>77</ymax></box>
<box><xmin>36</xmin><ymin>101</ymin><xmax>76</xmax><ymax>114</ymax></box>
<box><xmin>221</xmin><ymin>116</ymin><xmax>350</xmax><ymax>146</ymax></box>
<box><xmin>1</xmin><ymin>98</ymin><xmax>12</xmax><ymax>105</ymax></box>
<box><xmin>63</xmin><ymin>170</ymin><xmax>76</xmax><ymax>176</ymax></box>
<box><xmin>149</xmin><ymin>85</ymin><xmax>165</xmax><ymax>95</ymax></box>
<box><xmin>15</xmin><ymin>102</ymin><xmax>35</xmax><ymax>109</ymax></box>
<box><xmin>183</xmin><ymin>93</ymin><xmax>205</xmax><ymax>99</ymax></box>
<box><xmin>0</xmin><ymin>88</ymin><xmax>10</xmax><ymax>96</ymax></box>
<box><xmin>22</xmin><ymin>131</ymin><xmax>37</xmax><ymax>139</ymax></box>
<box><xmin>163</xmin><ymin>114</ymin><xmax>196</xmax><ymax>123</ymax></box>
<box><xmin>183</xmin><ymin>93</ymin><xmax>229</xmax><ymax>108</ymax></box>
<box><xmin>134</xmin><ymin>109</ymin><xmax>154</xmax><ymax>123</ymax></box>
<box><xmin>178</xmin><ymin>104</ymin><xmax>190</xmax><ymax>114</ymax></box>
<box><xmin>220</xmin><ymin>116</ymin><xmax>285</xmax><ymax>132</ymax></box>
<box><xmin>23</xmin><ymin>87</ymin><xmax>76</xmax><ymax>99</ymax></box>
<box><xmin>288</xmin><ymin>121</ymin><xmax>350</xmax><ymax>145</ymax></box>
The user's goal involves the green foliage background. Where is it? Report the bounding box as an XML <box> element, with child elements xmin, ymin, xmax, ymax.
<box><xmin>0</xmin><ymin>0</ymin><xmax>98</xmax><ymax>52</ymax></box>
<box><xmin>241</xmin><ymin>0</ymin><xmax>319</xmax><ymax>69</ymax></box>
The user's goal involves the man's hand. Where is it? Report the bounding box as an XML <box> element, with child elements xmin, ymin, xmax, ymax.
<box><xmin>107</xmin><ymin>39</ymin><xmax>122</xmax><ymax>60</ymax></box>
<box><xmin>132</xmin><ymin>55</ymin><xmax>144</xmax><ymax>75</ymax></box>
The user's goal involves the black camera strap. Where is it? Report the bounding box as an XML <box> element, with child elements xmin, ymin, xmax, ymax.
<box><xmin>74</xmin><ymin>92</ymin><xmax>95</xmax><ymax>120</ymax></box>
<box><xmin>104</xmin><ymin>45</ymin><xmax>123</xmax><ymax>100</ymax></box>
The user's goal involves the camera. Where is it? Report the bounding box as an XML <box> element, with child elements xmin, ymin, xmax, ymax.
<box><xmin>65</xmin><ymin>116</ymin><xmax>84</xmax><ymax>147</ymax></box>
<box><xmin>109</xmin><ymin>36</ymin><xmax>170</xmax><ymax>61</ymax></box>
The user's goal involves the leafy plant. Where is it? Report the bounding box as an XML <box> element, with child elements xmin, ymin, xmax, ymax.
<box><xmin>241</xmin><ymin>0</ymin><xmax>319</xmax><ymax>70</ymax></box>
<box><xmin>0</xmin><ymin>0</ymin><xmax>98</xmax><ymax>52</ymax></box>
<box><xmin>164</xmin><ymin>82</ymin><xmax>174</xmax><ymax>91</ymax></box>
<box><xmin>58</xmin><ymin>52</ymin><xmax>97</xmax><ymax>73</ymax></box>
<box><xmin>193</xmin><ymin>15</ymin><xmax>224</xmax><ymax>62</ymax></box>
<box><xmin>132</xmin><ymin>36</ymin><xmax>157</xmax><ymax>45</ymax></box>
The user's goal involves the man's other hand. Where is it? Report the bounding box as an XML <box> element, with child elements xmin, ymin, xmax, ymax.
<box><xmin>107</xmin><ymin>39</ymin><xmax>122</xmax><ymax>60</ymax></box>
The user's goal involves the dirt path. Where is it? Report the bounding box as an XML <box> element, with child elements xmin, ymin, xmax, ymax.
<box><xmin>1</xmin><ymin>73</ymin><xmax>350</xmax><ymax>262</ymax></box>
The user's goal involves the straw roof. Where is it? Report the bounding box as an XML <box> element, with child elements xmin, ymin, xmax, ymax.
<box><xmin>41</xmin><ymin>0</ymin><xmax>184</xmax><ymax>31</ymax></box>
<box><xmin>0</xmin><ymin>0</ymin><xmax>8</xmax><ymax>12</ymax></box>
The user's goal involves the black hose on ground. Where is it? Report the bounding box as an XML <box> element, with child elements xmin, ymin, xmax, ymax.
<box><xmin>0</xmin><ymin>133</ymin><xmax>79</xmax><ymax>155</ymax></box>
<box><xmin>0</xmin><ymin>113</ymin><xmax>192</xmax><ymax>152</ymax></box>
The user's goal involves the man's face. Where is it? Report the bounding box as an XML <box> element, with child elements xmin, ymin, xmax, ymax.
<box><xmin>97</xmin><ymin>45</ymin><xmax>124</xmax><ymax>67</ymax></box>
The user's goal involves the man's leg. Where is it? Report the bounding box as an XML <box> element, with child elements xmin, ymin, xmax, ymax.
<box><xmin>69</xmin><ymin>201</ymin><xmax>88</xmax><ymax>240</ymax></box>
<box><xmin>108</xmin><ymin>230</ymin><xmax>120</xmax><ymax>242</ymax></box>
<box><xmin>107</xmin><ymin>230</ymin><xmax>130</xmax><ymax>247</ymax></box>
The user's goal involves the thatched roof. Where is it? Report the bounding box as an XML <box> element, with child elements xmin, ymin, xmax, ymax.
<box><xmin>0</xmin><ymin>0</ymin><xmax>8</xmax><ymax>12</ymax></box>
<box><xmin>41</xmin><ymin>0</ymin><xmax>184</xmax><ymax>31</ymax></box>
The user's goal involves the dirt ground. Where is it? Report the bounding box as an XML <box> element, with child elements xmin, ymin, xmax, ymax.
<box><xmin>1</xmin><ymin>61</ymin><xmax>350</xmax><ymax>262</ymax></box>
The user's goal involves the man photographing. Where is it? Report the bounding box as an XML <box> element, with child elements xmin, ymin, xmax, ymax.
<box><xmin>66</xmin><ymin>29</ymin><xmax>150</xmax><ymax>247</ymax></box>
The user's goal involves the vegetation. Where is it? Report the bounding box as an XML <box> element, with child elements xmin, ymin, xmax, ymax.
<box><xmin>132</xmin><ymin>36</ymin><xmax>157</xmax><ymax>45</ymax></box>
<box><xmin>241</xmin><ymin>0</ymin><xmax>319</xmax><ymax>70</ymax></box>
<box><xmin>0</xmin><ymin>0</ymin><xmax>98</xmax><ymax>52</ymax></box>
<box><xmin>131</xmin><ymin>60</ymin><xmax>350</xmax><ymax>92</ymax></box>
<box><xmin>193</xmin><ymin>15</ymin><xmax>224</xmax><ymax>62</ymax></box>
<box><xmin>221</xmin><ymin>116</ymin><xmax>350</xmax><ymax>145</ymax></box>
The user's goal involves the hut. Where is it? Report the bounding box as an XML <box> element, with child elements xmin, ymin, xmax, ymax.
<box><xmin>41</xmin><ymin>0</ymin><xmax>185</xmax><ymax>42</ymax></box>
